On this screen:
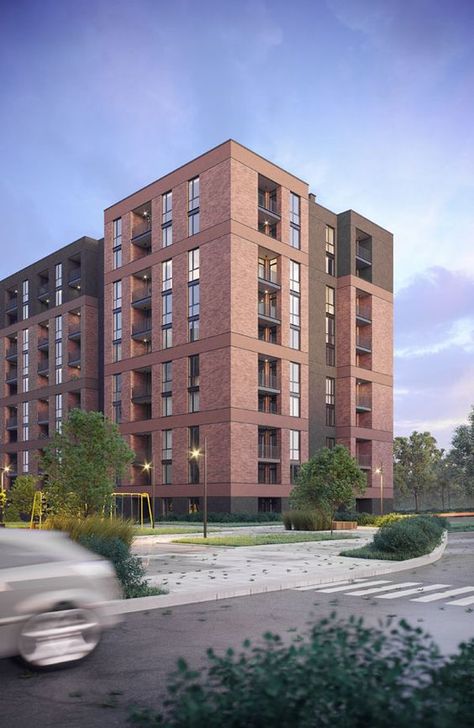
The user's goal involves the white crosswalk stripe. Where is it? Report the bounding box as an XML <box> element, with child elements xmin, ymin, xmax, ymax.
<box><xmin>316</xmin><ymin>580</ymin><xmax>392</xmax><ymax>593</ymax></box>
<box><xmin>411</xmin><ymin>586</ymin><xmax>474</xmax><ymax>603</ymax></box>
<box><xmin>346</xmin><ymin>582</ymin><xmax>421</xmax><ymax>596</ymax></box>
<box><xmin>376</xmin><ymin>584</ymin><xmax>450</xmax><ymax>599</ymax></box>
<box><xmin>446</xmin><ymin>594</ymin><xmax>474</xmax><ymax>607</ymax></box>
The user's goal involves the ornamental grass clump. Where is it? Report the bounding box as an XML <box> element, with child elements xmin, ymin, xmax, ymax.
<box><xmin>283</xmin><ymin>510</ymin><xmax>331</xmax><ymax>531</ymax></box>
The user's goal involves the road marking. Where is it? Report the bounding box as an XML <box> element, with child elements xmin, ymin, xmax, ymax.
<box><xmin>317</xmin><ymin>579</ymin><xmax>392</xmax><ymax>593</ymax></box>
<box><xmin>412</xmin><ymin>586</ymin><xmax>474</xmax><ymax>603</ymax></box>
<box><xmin>377</xmin><ymin>584</ymin><xmax>451</xmax><ymax>599</ymax></box>
<box><xmin>445</xmin><ymin>594</ymin><xmax>474</xmax><ymax>607</ymax></box>
<box><xmin>346</xmin><ymin>582</ymin><xmax>421</xmax><ymax>596</ymax></box>
<box><xmin>295</xmin><ymin>580</ymin><xmax>351</xmax><ymax>591</ymax></box>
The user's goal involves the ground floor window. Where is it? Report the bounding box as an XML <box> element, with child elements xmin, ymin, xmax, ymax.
<box><xmin>189</xmin><ymin>497</ymin><xmax>200</xmax><ymax>513</ymax></box>
<box><xmin>258</xmin><ymin>497</ymin><xmax>281</xmax><ymax>513</ymax></box>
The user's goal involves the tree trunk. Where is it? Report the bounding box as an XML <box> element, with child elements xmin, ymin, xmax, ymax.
<box><xmin>414</xmin><ymin>491</ymin><xmax>419</xmax><ymax>513</ymax></box>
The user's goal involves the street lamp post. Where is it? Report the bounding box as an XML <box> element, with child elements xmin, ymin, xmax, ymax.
<box><xmin>142</xmin><ymin>461</ymin><xmax>154</xmax><ymax>529</ymax></box>
<box><xmin>191</xmin><ymin>436</ymin><xmax>208</xmax><ymax>539</ymax></box>
<box><xmin>375</xmin><ymin>464</ymin><xmax>384</xmax><ymax>516</ymax></box>
<box><xmin>0</xmin><ymin>465</ymin><xmax>12</xmax><ymax>527</ymax></box>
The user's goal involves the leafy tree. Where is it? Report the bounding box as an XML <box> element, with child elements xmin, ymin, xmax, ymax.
<box><xmin>393</xmin><ymin>432</ymin><xmax>440</xmax><ymax>512</ymax></box>
<box><xmin>41</xmin><ymin>409</ymin><xmax>134</xmax><ymax>518</ymax></box>
<box><xmin>289</xmin><ymin>446</ymin><xmax>366</xmax><ymax>531</ymax></box>
<box><xmin>450</xmin><ymin>405</ymin><xmax>474</xmax><ymax>497</ymax></box>
<box><xmin>5</xmin><ymin>474</ymin><xmax>37</xmax><ymax>521</ymax></box>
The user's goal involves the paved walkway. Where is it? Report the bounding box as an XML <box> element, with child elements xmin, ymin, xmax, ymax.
<box><xmin>108</xmin><ymin>525</ymin><xmax>447</xmax><ymax>615</ymax></box>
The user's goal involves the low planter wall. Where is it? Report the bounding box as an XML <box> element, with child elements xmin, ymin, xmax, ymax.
<box><xmin>332</xmin><ymin>521</ymin><xmax>358</xmax><ymax>530</ymax></box>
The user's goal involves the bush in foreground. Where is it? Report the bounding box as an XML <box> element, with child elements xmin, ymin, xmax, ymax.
<box><xmin>44</xmin><ymin>515</ymin><xmax>162</xmax><ymax>598</ymax></box>
<box><xmin>129</xmin><ymin>615</ymin><xmax>474</xmax><ymax>728</ymax></box>
<box><xmin>283</xmin><ymin>509</ymin><xmax>331</xmax><ymax>531</ymax></box>
<box><xmin>341</xmin><ymin>515</ymin><xmax>445</xmax><ymax>560</ymax></box>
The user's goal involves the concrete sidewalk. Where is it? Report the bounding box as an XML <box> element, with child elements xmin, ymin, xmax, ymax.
<box><xmin>108</xmin><ymin>526</ymin><xmax>448</xmax><ymax>615</ymax></box>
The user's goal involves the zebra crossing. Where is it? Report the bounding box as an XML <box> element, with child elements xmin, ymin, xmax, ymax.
<box><xmin>293</xmin><ymin>578</ymin><xmax>474</xmax><ymax>607</ymax></box>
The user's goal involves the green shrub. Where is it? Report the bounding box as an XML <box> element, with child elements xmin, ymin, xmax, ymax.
<box><xmin>157</xmin><ymin>512</ymin><xmax>282</xmax><ymax>523</ymax></box>
<box><xmin>376</xmin><ymin>512</ymin><xmax>408</xmax><ymax>527</ymax></box>
<box><xmin>44</xmin><ymin>514</ymin><xmax>135</xmax><ymax>548</ymax></box>
<box><xmin>129</xmin><ymin>615</ymin><xmax>474</xmax><ymax>728</ymax></box>
<box><xmin>282</xmin><ymin>512</ymin><xmax>292</xmax><ymax>530</ymax></box>
<box><xmin>283</xmin><ymin>510</ymin><xmax>331</xmax><ymax>531</ymax></box>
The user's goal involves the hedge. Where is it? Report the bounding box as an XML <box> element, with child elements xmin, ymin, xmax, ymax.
<box><xmin>342</xmin><ymin>515</ymin><xmax>446</xmax><ymax>561</ymax></box>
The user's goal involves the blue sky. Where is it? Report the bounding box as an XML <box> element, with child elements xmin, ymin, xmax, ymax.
<box><xmin>1</xmin><ymin>0</ymin><xmax>473</xmax><ymax>448</ymax></box>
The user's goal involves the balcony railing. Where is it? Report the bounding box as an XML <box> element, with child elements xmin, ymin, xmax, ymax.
<box><xmin>356</xmin><ymin>303</ymin><xmax>371</xmax><ymax>322</ymax></box>
<box><xmin>258</xmin><ymin>302</ymin><xmax>279</xmax><ymax>321</ymax></box>
<box><xmin>258</xmin><ymin>191</ymin><xmax>279</xmax><ymax>216</ymax></box>
<box><xmin>357</xmin><ymin>454</ymin><xmax>372</xmax><ymax>468</ymax></box>
<box><xmin>6</xmin><ymin>345</ymin><xmax>18</xmax><ymax>359</ymax></box>
<box><xmin>37</xmin><ymin>360</ymin><xmax>49</xmax><ymax>374</ymax></box>
<box><xmin>356</xmin><ymin>244</ymin><xmax>372</xmax><ymax>263</ymax></box>
<box><xmin>6</xmin><ymin>416</ymin><xmax>18</xmax><ymax>429</ymax></box>
<box><xmin>131</xmin><ymin>221</ymin><xmax>152</xmax><ymax>249</ymax></box>
<box><xmin>68</xmin><ymin>324</ymin><xmax>81</xmax><ymax>339</ymax></box>
<box><xmin>5</xmin><ymin>296</ymin><xmax>18</xmax><ymax>311</ymax></box>
<box><xmin>37</xmin><ymin>283</ymin><xmax>50</xmax><ymax>300</ymax></box>
<box><xmin>132</xmin><ymin>385</ymin><xmax>152</xmax><ymax>402</ymax></box>
<box><xmin>258</xmin><ymin>372</ymin><xmax>279</xmax><ymax>390</ymax></box>
<box><xmin>68</xmin><ymin>352</ymin><xmax>81</xmax><ymax>366</ymax></box>
<box><xmin>38</xmin><ymin>431</ymin><xmax>50</xmax><ymax>440</ymax></box>
<box><xmin>258</xmin><ymin>269</ymin><xmax>280</xmax><ymax>287</ymax></box>
<box><xmin>37</xmin><ymin>413</ymin><xmax>49</xmax><ymax>425</ymax></box>
<box><xmin>5</xmin><ymin>368</ymin><xmax>18</xmax><ymax>383</ymax></box>
<box><xmin>68</xmin><ymin>268</ymin><xmax>81</xmax><ymax>284</ymax></box>
<box><xmin>38</xmin><ymin>335</ymin><xmax>49</xmax><ymax>349</ymax></box>
<box><xmin>356</xmin><ymin>396</ymin><xmax>372</xmax><ymax>411</ymax></box>
<box><xmin>132</xmin><ymin>285</ymin><xmax>152</xmax><ymax>304</ymax></box>
<box><xmin>356</xmin><ymin>335</ymin><xmax>372</xmax><ymax>353</ymax></box>
<box><xmin>258</xmin><ymin>400</ymin><xmax>278</xmax><ymax>414</ymax></box>
<box><xmin>258</xmin><ymin>443</ymin><xmax>280</xmax><ymax>460</ymax></box>
<box><xmin>132</xmin><ymin>320</ymin><xmax>152</xmax><ymax>337</ymax></box>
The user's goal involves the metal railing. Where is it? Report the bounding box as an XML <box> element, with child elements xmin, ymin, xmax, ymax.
<box><xmin>132</xmin><ymin>385</ymin><xmax>152</xmax><ymax>400</ymax></box>
<box><xmin>258</xmin><ymin>268</ymin><xmax>279</xmax><ymax>285</ymax></box>
<box><xmin>357</xmin><ymin>454</ymin><xmax>372</xmax><ymax>468</ymax></box>
<box><xmin>68</xmin><ymin>268</ymin><xmax>81</xmax><ymax>283</ymax></box>
<box><xmin>6</xmin><ymin>416</ymin><xmax>18</xmax><ymax>428</ymax></box>
<box><xmin>6</xmin><ymin>296</ymin><xmax>18</xmax><ymax>311</ymax></box>
<box><xmin>68</xmin><ymin>325</ymin><xmax>81</xmax><ymax>337</ymax></box>
<box><xmin>258</xmin><ymin>372</ymin><xmax>278</xmax><ymax>389</ymax></box>
<box><xmin>131</xmin><ymin>220</ymin><xmax>152</xmax><ymax>239</ymax></box>
<box><xmin>6</xmin><ymin>345</ymin><xmax>18</xmax><ymax>358</ymax></box>
<box><xmin>356</xmin><ymin>303</ymin><xmax>371</xmax><ymax>320</ymax></box>
<box><xmin>356</xmin><ymin>243</ymin><xmax>372</xmax><ymax>263</ymax></box>
<box><xmin>6</xmin><ymin>369</ymin><xmax>18</xmax><ymax>382</ymax></box>
<box><xmin>38</xmin><ymin>335</ymin><xmax>49</xmax><ymax>348</ymax></box>
<box><xmin>132</xmin><ymin>320</ymin><xmax>152</xmax><ymax>336</ymax></box>
<box><xmin>258</xmin><ymin>191</ymin><xmax>279</xmax><ymax>215</ymax></box>
<box><xmin>38</xmin><ymin>283</ymin><xmax>50</xmax><ymax>297</ymax></box>
<box><xmin>356</xmin><ymin>396</ymin><xmax>372</xmax><ymax>410</ymax></box>
<box><xmin>258</xmin><ymin>302</ymin><xmax>279</xmax><ymax>320</ymax></box>
<box><xmin>132</xmin><ymin>285</ymin><xmax>152</xmax><ymax>303</ymax></box>
<box><xmin>356</xmin><ymin>335</ymin><xmax>371</xmax><ymax>352</ymax></box>
<box><xmin>37</xmin><ymin>360</ymin><xmax>49</xmax><ymax>373</ymax></box>
<box><xmin>258</xmin><ymin>443</ymin><xmax>280</xmax><ymax>460</ymax></box>
<box><xmin>68</xmin><ymin>352</ymin><xmax>81</xmax><ymax>365</ymax></box>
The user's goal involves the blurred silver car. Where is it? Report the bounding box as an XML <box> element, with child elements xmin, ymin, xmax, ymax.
<box><xmin>0</xmin><ymin>528</ymin><xmax>121</xmax><ymax>669</ymax></box>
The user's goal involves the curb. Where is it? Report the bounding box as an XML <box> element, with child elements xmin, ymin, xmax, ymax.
<box><xmin>109</xmin><ymin>531</ymin><xmax>448</xmax><ymax>616</ymax></box>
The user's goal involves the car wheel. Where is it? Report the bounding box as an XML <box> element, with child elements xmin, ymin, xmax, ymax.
<box><xmin>17</xmin><ymin>605</ymin><xmax>101</xmax><ymax>669</ymax></box>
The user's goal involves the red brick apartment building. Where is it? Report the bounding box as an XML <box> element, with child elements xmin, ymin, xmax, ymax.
<box><xmin>0</xmin><ymin>141</ymin><xmax>393</xmax><ymax>514</ymax></box>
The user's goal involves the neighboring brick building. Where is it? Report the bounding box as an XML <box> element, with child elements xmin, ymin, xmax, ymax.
<box><xmin>0</xmin><ymin>140</ymin><xmax>393</xmax><ymax>514</ymax></box>
<box><xmin>0</xmin><ymin>237</ymin><xmax>103</xmax><ymax>485</ymax></box>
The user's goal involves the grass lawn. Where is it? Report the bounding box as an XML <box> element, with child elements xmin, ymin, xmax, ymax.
<box><xmin>172</xmin><ymin>533</ymin><xmax>359</xmax><ymax>547</ymax></box>
<box><xmin>5</xmin><ymin>522</ymin><xmax>29</xmax><ymax>528</ymax></box>
<box><xmin>448</xmin><ymin>522</ymin><xmax>474</xmax><ymax>532</ymax></box>
<box><xmin>136</xmin><ymin>525</ymin><xmax>220</xmax><ymax>535</ymax></box>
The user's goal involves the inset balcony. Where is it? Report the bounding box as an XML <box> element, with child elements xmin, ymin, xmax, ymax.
<box><xmin>5</xmin><ymin>368</ymin><xmax>18</xmax><ymax>384</ymax></box>
<box><xmin>258</xmin><ymin>443</ymin><xmax>280</xmax><ymax>461</ymax></box>
<box><xmin>38</xmin><ymin>428</ymin><xmax>50</xmax><ymax>440</ymax></box>
<box><xmin>5</xmin><ymin>295</ymin><xmax>18</xmax><ymax>312</ymax></box>
<box><xmin>356</xmin><ymin>454</ymin><xmax>372</xmax><ymax>470</ymax></box>
<box><xmin>38</xmin><ymin>335</ymin><xmax>50</xmax><ymax>350</ymax></box>
<box><xmin>68</xmin><ymin>351</ymin><xmax>81</xmax><ymax>368</ymax></box>
<box><xmin>356</xmin><ymin>302</ymin><xmax>372</xmax><ymax>325</ymax></box>
<box><xmin>258</xmin><ymin>301</ymin><xmax>280</xmax><ymax>325</ymax></box>
<box><xmin>258</xmin><ymin>371</ymin><xmax>279</xmax><ymax>393</ymax></box>
<box><xmin>131</xmin><ymin>385</ymin><xmax>152</xmax><ymax>404</ymax></box>
<box><xmin>356</xmin><ymin>396</ymin><xmax>372</xmax><ymax>413</ymax></box>
<box><xmin>356</xmin><ymin>335</ymin><xmax>372</xmax><ymax>354</ymax></box>
<box><xmin>356</xmin><ymin>242</ymin><xmax>372</xmax><ymax>267</ymax></box>
<box><xmin>6</xmin><ymin>416</ymin><xmax>18</xmax><ymax>430</ymax></box>
<box><xmin>68</xmin><ymin>324</ymin><xmax>81</xmax><ymax>340</ymax></box>
<box><xmin>5</xmin><ymin>343</ymin><xmax>18</xmax><ymax>361</ymax></box>
<box><xmin>37</xmin><ymin>359</ymin><xmax>49</xmax><ymax>375</ymax></box>
<box><xmin>258</xmin><ymin>257</ymin><xmax>280</xmax><ymax>292</ymax></box>
<box><xmin>37</xmin><ymin>283</ymin><xmax>51</xmax><ymax>303</ymax></box>
<box><xmin>258</xmin><ymin>189</ymin><xmax>280</xmax><ymax>218</ymax></box>
<box><xmin>37</xmin><ymin>411</ymin><xmax>49</xmax><ymax>425</ymax></box>
<box><xmin>132</xmin><ymin>319</ymin><xmax>152</xmax><ymax>341</ymax></box>
<box><xmin>132</xmin><ymin>285</ymin><xmax>152</xmax><ymax>309</ymax></box>
<box><xmin>68</xmin><ymin>268</ymin><xmax>82</xmax><ymax>289</ymax></box>
<box><xmin>131</xmin><ymin>220</ymin><xmax>152</xmax><ymax>250</ymax></box>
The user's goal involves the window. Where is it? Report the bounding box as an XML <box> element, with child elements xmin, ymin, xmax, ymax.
<box><xmin>290</xmin><ymin>292</ymin><xmax>300</xmax><ymax>350</ymax></box>
<box><xmin>188</xmin><ymin>177</ymin><xmax>200</xmax><ymax>236</ymax></box>
<box><xmin>22</xmin><ymin>328</ymin><xmax>29</xmax><ymax>393</ymax></box>
<box><xmin>189</xmin><ymin>497</ymin><xmax>200</xmax><ymax>513</ymax></box>
<box><xmin>162</xmin><ymin>361</ymin><xmax>172</xmax><ymax>416</ymax></box>
<box><xmin>22</xmin><ymin>401</ymin><xmax>29</xmax><ymax>442</ymax></box>
<box><xmin>55</xmin><ymin>263</ymin><xmax>62</xmax><ymax>306</ymax></box>
<box><xmin>162</xmin><ymin>260</ymin><xmax>172</xmax><ymax>291</ymax></box>
<box><xmin>290</xmin><ymin>193</ymin><xmax>300</xmax><ymax>249</ymax></box>
<box><xmin>113</xmin><ymin>280</ymin><xmax>122</xmax><ymax>309</ymax></box>
<box><xmin>290</xmin><ymin>430</ymin><xmax>300</xmax><ymax>461</ymax></box>
<box><xmin>326</xmin><ymin>286</ymin><xmax>335</xmax><ymax>315</ymax></box>
<box><xmin>188</xmin><ymin>248</ymin><xmax>200</xmax><ymax>282</ymax></box>
<box><xmin>326</xmin><ymin>314</ymin><xmax>335</xmax><ymax>366</ymax></box>
<box><xmin>22</xmin><ymin>450</ymin><xmax>29</xmax><ymax>474</ymax></box>
<box><xmin>55</xmin><ymin>393</ymin><xmax>63</xmax><ymax>432</ymax></box>
<box><xmin>325</xmin><ymin>225</ymin><xmax>335</xmax><ymax>276</ymax></box>
<box><xmin>290</xmin><ymin>362</ymin><xmax>300</xmax><ymax>417</ymax></box>
<box><xmin>112</xmin><ymin>280</ymin><xmax>122</xmax><ymax>363</ymax></box>
<box><xmin>112</xmin><ymin>218</ymin><xmax>122</xmax><ymax>269</ymax></box>
<box><xmin>325</xmin><ymin>376</ymin><xmax>335</xmax><ymax>426</ymax></box>
<box><xmin>188</xmin><ymin>426</ymin><xmax>200</xmax><ymax>483</ymax></box>
<box><xmin>112</xmin><ymin>373</ymin><xmax>122</xmax><ymax>424</ymax></box>
<box><xmin>326</xmin><ymin>437</ymin><xmax>336</xmax><ymax>449</ymax></box>
<box><xmin>290</xmin><ymin>261</ymin><xmax>300</xmax><ymax>293</ymax></box>
<box><xmin>162</xmin><ymin>191</ymin><xmax>173</xmax><ymax>247</ymax></box>
<box><xmin>188</xmin><ymin>282</ymin><xmax>200</xmax><ymax>342</ymax></box>
<box><xmin>22</xmin><ymin>280</ymin><xmax>29</xmax><ymax>319</ymax></box>
<box><xmin>162</xmin><ymin>429</ymin><xmax>172</xmax><ymax>484</ymax></box>
<box><xmin>188</xmin><ymin>355</ymin><xmax>200</xmax><ymax>413</ymax></box>
<box><xmin>55</xmin><ymin>315</ymin><xmax>62</xmax><ymax>384</ymax></box>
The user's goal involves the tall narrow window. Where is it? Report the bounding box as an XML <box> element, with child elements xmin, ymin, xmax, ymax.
<box><xmin>22</xmin><ymin>280</ymin><xmax>29</xmax><ymax>319</ymax></box>
<box><xmin>289</xmin><ymin>293</ymin><xmax>300</xmax><ymax>350</ymax></box>
<box><xmin>290</xmin><ymin>362</ymin><xmax>300</xmax><ymax>417</ymax></box>
<box><xmin>22</xmin><ymin>328</ymin><xmax>29</xmax><ymax>393</ymax></box>
<box><xmin>162</xmin><ymin>429</ymin><xmax>172</xmax><ymax>484</ymax></box>
<box><xmin>188</xmin><ymin>177</ymin><xmax>200</xmax><ymax>236</ymax></box>
<box><xmin>22</xmin><ymin>450</ymin><xmax>29</xmax><ymax>474</ymax></box>
<box><xmin>112</xmin><ymin>373</ymin><xmax>122</xmax><ymax>424</ymax></box>
<box><xmin>162</xmin><ymin>260</ymin><xmax>172</xmax><ymax>291</ymax></box>
<box><xmin>326</xmin><ymin>285</ymin><xmax>336</xmax><ymax>367</ymax></box>
<box><xmin>188</xmin><ymin>354</ymin><xmax>200</xmax><ymax>413</ymax></box>
<box><xmin>325</xmin><ymin>286</ymin><xmax>335</xmax><ymax>315</ymax></box>
<box><xmin>325</xmin><ymin>377</ymin><xmax>335</xmax><ymax>426</ymax></box>
<box><xmin>22</xmin><ymin>401</ymin><xmax>29</xmax><ymax>442</ymax></box>
<box><xmin>290</xmin><ymin>430</ymin><xmax>301</xmax><ymax>483</ymax></box>
<box><xmin>188</xmin><ymin>426</ymin><xmax>200</xmax><ymax>483</ymax></box>
<box><xmin>55</xmin><ymin>393</ymin><xmax>63</xmax><ymax>432</ymax></box>
<box><xmin>290</xmin><ymin>193</ymin><xmax>301</xmax><ymax>249</ymax></box>
<box><xmin>55</xmin><ymin>315</ymin><xmax>62</xmax><ymax>384</ymax></box>
<box><xmin>162</xmin><ymin>191</ymin><xmax>173</xmax><ymax>247</ymax></box>
<box><xmin>325</xmin><ymin>225</ymin><xmax>335</xmax><ymax>276</ymax></box>
<box><xmin>188</xmin><ymin>248</ymin><xmax>200</xmax><ymax>342</ymax></box>
<box><xmin>55</xmin><ymin>263</ymin><xmax>63</xmax><ymax>306</ymax></box>
<box><xmin>162</xmin><ymin>361</ymin><xmax>172</xmax><ymax>416</ymax></box>
<box><xmin>290</xmin><ymin>261</ymin><xmax>300</xmax><ymax>293</ymax></box>
<box><xmin>162</xmin><ymin>260</ymin><xmax>172</xmax><ymax>348</ymax></box>
<box><xmin>112</xmin><ymin>218</ymin><xmax>122</xmax><ymax>270</ymax></box>
<box><xmin>112</xmin><ymin>280</ymin><xmax>122</xmax><ymax>363</ymax></box>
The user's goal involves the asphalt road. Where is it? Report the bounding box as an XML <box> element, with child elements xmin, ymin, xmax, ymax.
<box><xmin>1</xmin><ymin>532</ymin><xmax>473</xmax><ymax>728</ymax></box>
